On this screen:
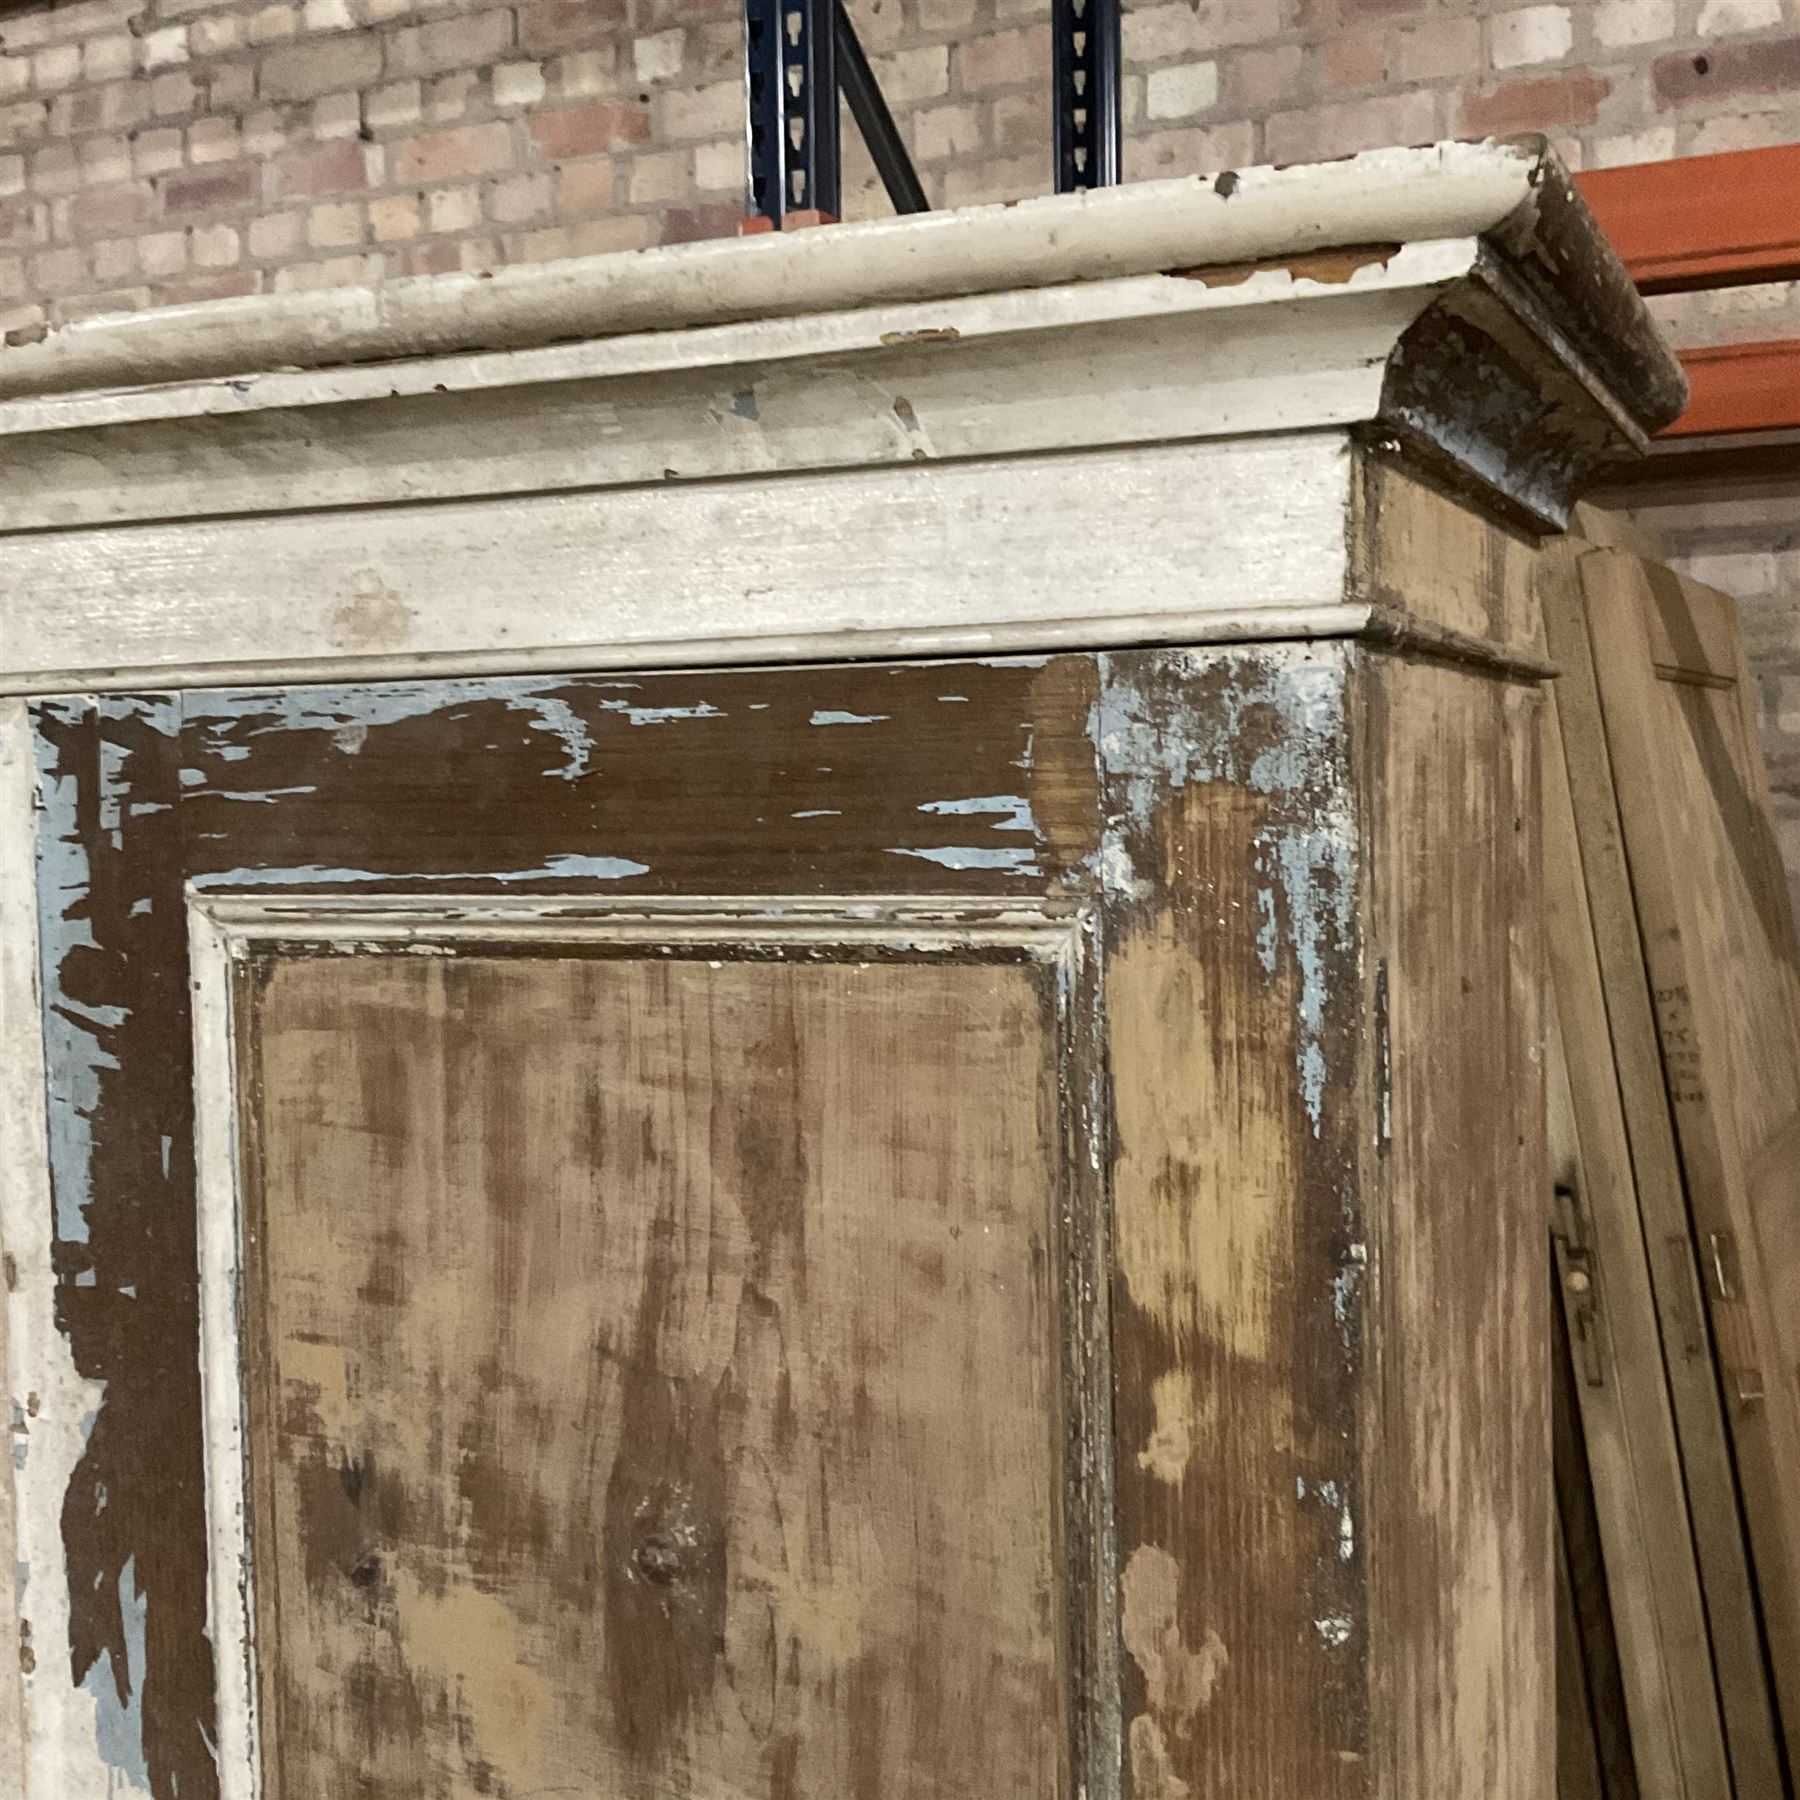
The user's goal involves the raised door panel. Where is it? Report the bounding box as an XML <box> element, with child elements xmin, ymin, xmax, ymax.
<box><xmin>235</xmin><ymin>939</ymin><xmax>1077</xmax><ymax>1800</ymax></box>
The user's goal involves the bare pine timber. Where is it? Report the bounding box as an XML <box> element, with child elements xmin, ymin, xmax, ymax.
<box><xmin>1576</xmin><ymin>548</ymin><xmax>1800</xmax><ymax>1774</ymax></box>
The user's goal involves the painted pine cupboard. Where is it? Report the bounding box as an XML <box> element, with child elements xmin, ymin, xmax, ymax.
<box><xmin>0</xmin><ymin>139</ymin><xmax>1683</xmax><ymax>1800</ymax></box>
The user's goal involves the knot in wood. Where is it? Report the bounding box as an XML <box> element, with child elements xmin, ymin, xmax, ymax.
<box><xmin>632</xmin><ymin>1532</ymin><xmax>685</xmax><ymax>1587</ymax></box>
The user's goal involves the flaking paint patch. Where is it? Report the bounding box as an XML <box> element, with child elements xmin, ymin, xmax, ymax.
<box><xmin>82</xmin><ymin>1554</ymin><xmax>150</xmax><ymax>1795</ymax></box>
<box><xmin>1092</xmin><ymin>647</ymin><xmax>1355</xmax><ymax>1132</ymax></box>
<box><xmin>190</xmin><ymin>854</ymin><xmax>651</xmax><ymax>887</ymax></box>
<box><xmin>810</xmin><ymin>710</ymin><xmax>888</xmax><ymax>727</ymax></box>
<box><xmin>887</xmin><ymin>846</ymin><xmax>1037</xmax><ymax>873</ymax></box>
<box><xmin>918</xmin><ymin>795</ymin><xmax>1033</xmax><ymax>832</ymax></box>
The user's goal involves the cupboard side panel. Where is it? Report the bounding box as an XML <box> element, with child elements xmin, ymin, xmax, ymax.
<box><xmin>1361</xmin><ymin>653</ymin><xmax>1551</xmax><ymax>1800</ymax></box>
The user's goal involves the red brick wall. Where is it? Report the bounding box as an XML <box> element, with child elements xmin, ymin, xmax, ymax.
<box><xmin>1</xmin><ymin>0</ymin><xmax>1799</xmax><ymax>332</ymax></box>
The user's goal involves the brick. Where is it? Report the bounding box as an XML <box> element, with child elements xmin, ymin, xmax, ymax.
<box><xmin>1591</xmin><ymin>125</ymin><xmax>1676</xmax><ymax>165</ymax></box>
<box><xmin>82</xmin><ymin>34</ymin><xmax>136</xmax><ymax>82</ymax></box>
<box><xmin>76</xmin><ymin>132</ymin><xmax>132</xmax><ymax>186</ymax></box>
<box><xmin>365</xmin><ymin>80</ymin><xmax>423</xmax><ymax>129</ymax></box>
<box><xmin>1593</xmin><ymin>0</ymin><xmax>1674</xmax><ymax>44</ymax></box>
<box><xmin>0</xmin><ymin>62</ymin><xmax>27</xmax><ymax>105</ymax></box>
<box><xmin>31</xmin><ymin>45</ymin><xmax>82</xmax><ymax>93</ymax></box>
<box><xmin>142</xmin><ymin>25</ymin><xmax>190</xmax><ymax>70</ymax></box>
<box><xmin>307</xmin><ymin>197</ymin><xmax>363</xmax><ymax>245</ymax></box>
<box><xmin>88</xmin><ymin>237</ymin><xmax>136</xmax><ymax>284</ymax></box>
<box><xmin>150</xmin><ymin>70</ymin><xmax>200</xmax><ymax>116</ymax></box>
<box><xmin>691</xmin><ymin>136</ymin><xmax>741</xmax><ymax>190</ymax></box>
<box><xmin>658</xmin><ymin>199</ymin><xmax>741</xmax><ymax>243</ymax></box>
<box><xmin>1226</xmin><ymin>43</ymin><xmax>1303</xmax><ymax>108</ymax></box>
<box><xmin>190</xmin><ymin>15</ymin><xmax>248</xmax><ymax>56</ymax></box>
<box><xmin>28</xmin><ymin>245</ymin><xmax>84</xmax><ymax>292</ymax></box>
<box><xmin>159</xmin><ymin>270</ymin><xmax>258</xmax><ymax>304</ymax></box>
<box><xmin>161</xmin><ymin>160</ymin><xmax>260</xmax><ymax>213</ymax></box>
<box><xmin>1146</xmin><ymin>60</ymin><xmax>1220</xmax><ymax>119</ymax></box>
<box><xmin>991</xmin><ymin>87</ymin><xmax>1052</xmax><ymax>148</ymax></box>
<box><xmin>242</xmin><ymin>104</ymin><xmax>296</xmax><ymax>158</ymax></box>
<box><xmin>1126</xmin><ymin>0</ymin><xmax>1281</xmax><ymax>58</ymax></box>
<box><xmin>204</xmin><ymin>64</ymin><xmax>257</xmax><ymax>112</ymax></box>
<box><xmin>188</xmin><ymin>116</ymin><xmax>243</xmax><ymax>164</ymax></box>
<box><xmin>1489</xmin><ymin>5</ymin><xmax>1573</xmax><ymax>70</ymax></box>
<box><xmin>493</xmin><ymin>61</ymin><xmax>548</xmax><ymax>107</ymax></box>
<box><xmin>518</xmin><ymin>0</ymin><xmax>629</xmax><ymax>54</ymax></box>
<box><xmin>955</xmin><ymin>25</ymin><xmax>1049</xmax><ymax>92</ymax></box>
<box><xmin>626</xmin><ymin>146</ymin><xmax>690</xmax><ymax>203</ymax></box>
<box><xmin>529</xmin><ymin>99</ymin><xmax>650</xmax><ymax>156</ymax></box>
<box><xmin>655</xmin><ymin>78</ymin><xmax>739</xmax><ymax>138</ymax></box>
<box><xmin>1265</xmin><ymin>87</ymin><xmax>1437</xmax><ymax>162</ymax></box>
<box><xmin>0</xmin><ymin>198</ymin><xmax>47</xmax><ymax>247</ymax></box>
<box><xmin>29</xmin><ymin>143</ymin><xmax>80</xmax><ymax>194</ymax></box>
<box><xmin>1125</xmin><ymin>119</ymin><xmax>1256</xmax><ymax>180</ymax></box>
<box><xmin>248</xmin><ymin>209</ymin><xmax>305</xmax><ymax>256</ymax></box>
<box><xmin>1324</xmin><ymin>32</ymin><xmax>1385</xmax><ymax>89</ymax></box>
<box><xmin>872</xmin><ymin>44</ymin><xmax>951</xmax><ymax>103</ymax></box>
<box><xmin>1394</xmin><ymin>17</ymin><xmax>1481</xmax><ymax>81</ymax></box>
<box><xmin>389</xmin><ymin>11</ymin><xmax>514</xmax><ymax>79</ymax></box>
<box><xmin>487</xmin><ymin>169</ymin><xmax>552</xmax><ymax>220</ymax></box>
<box><xmin>249</xmin><ymin>5</ymin><xmax>300</xmax><ymax>44</ymax></box>
<box><xmin>916</xmin><ymin>0</ymin><xmax>976</xmax><ymax>31</ymax></box>
<box><xmin>259</xmin><ymin>33</ymin><xmax>382</xmax><ymax>102</ymax></box>
<box><xmin>912</xmin><ymin>100</ymin><xmax>983</xmax><ymax>161</ymax></box>
<box><xmin>1684</xmin><ymin>107</ymin><xmax>1794</xmax><ymax>152</ymax></box>
<box><xmin>393</xmin><ymin>121</ymin><xmax>516</xmax><ymax>181</ymax></box>
<box><xmin>424</xmin><ymin>71</ymin><xmax>481</xmax><ymax>121</ymax></box>
<box><xmin>367</xmin><ymin>191</ymin><xmax>422</xmax><ymax>239</ymax></box>
<box><xmin>53</xmin><ymin>286</ymin><xmax>154</xmax><ymax>324</ymax></box>
<box><xmin>1458</xmin><ymin>70</ymin><xmax>1612</xmax><ymax>134</ymax></box>
<box><xmin>0</xmin><ymin>155</ymin><xmax>21</xmax><ymax>197</ymax></box>
<box><xmin>301</xmin><ymin>0</ymin><xmax>355</xmax><ymax>28</ymax></box>
<box><xmin>1697</xmin><ymin>0</ymin><xmax>1784</xmax><ymax>26</ymax></box>
<box><xmin>0</xmin><ymin>102</ymin><xmax>49</xmax><ymax>149</ymax></box>
<box><xmin>63</xmin><ymin>181</ymin><xmax>152</xmax><ymax>235</ymax></box>
<box><xmin>425</xmin><ymin>182</ymin><xmax>483</xmax><ymax>230</ymax></box>
<box><xmin>271</xmin><ymin>250</ymin><xmax>379</xmax><ymax>290</ymax></box>
<box><xmin>133</xmin><ymin>128</ymin><xmax>186</xmax><ymax>176</ymax></box>
<box><xmin>940</xmin><ymin>150</ymin><xmax>1040</xmax><ymax>207</ymax></box>
<box><xmin>272</xmin><ymin>137</ymin><xmax>371</xmax><ymax>196</ymax></box>
<box><xmin>138</xmin><ymin>228</ymin><xmax>188</xmax><ymax>276</ymax></box>
<box><xmin>1654</xmin><ymin>38</ymin><xmax>1800</xmax><ymax>106</ymax></box>
<box><xmin>551</xmin><ymin>49</ymin><xmax>624</xmax><ymax>97</ymax></box>
<box><xmin>0</xmin><ymin>257</ymin><xmax>24</xmax><ymax>302</ymax></box>
<box><xmin>191</xmin><ymin>220</ymin><xmax>241</xmax><ymax>265</ymax></box>
<box><xmin>312</xmin><ymin>90</ymin><xmax>363</xmax><ymax>139</ymax></box>
<box><xmin>633</xmin><ymin>27</ymin><xmax>685</xmax><ymax>82</ymax></box>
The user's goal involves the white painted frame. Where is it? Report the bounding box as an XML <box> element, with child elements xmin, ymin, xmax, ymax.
<box><xmin>188</xmin><ymin>887</ymin><xmax>1112</xmax><ymax>1800</ymax></box>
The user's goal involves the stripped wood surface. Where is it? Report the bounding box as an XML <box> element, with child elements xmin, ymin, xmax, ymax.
<box><xmin>1542</xmin><ymin>672</ymin><xmax>1735</xmax><ymax>1800</ymax></box>
<box><xmin>3</xmin><ymin>614</ymin><xmax>1547</xmax><ymax>1798</ymax></box>
<box><xmin>1577</xmin><ymin>548</ymin><xmax>1800</xmax><ymax>1776</ymax></box>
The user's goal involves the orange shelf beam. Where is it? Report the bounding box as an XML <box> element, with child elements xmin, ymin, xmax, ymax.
<box><xmin>1577</xmin><ymin>143</ymin><xmax>1800</xmax><ymax>296</ymax></box>
<box><xmin>1667</xmin><ymin>338</ymin><xmax>1800</xmax><ymax>438</ymax></box>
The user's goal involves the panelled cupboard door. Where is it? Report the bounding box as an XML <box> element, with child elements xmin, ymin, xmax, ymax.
<box><xmin>6</xmin><ymin>641</ymin><xmax>1542</xmax><ymax>1800</ymax></box>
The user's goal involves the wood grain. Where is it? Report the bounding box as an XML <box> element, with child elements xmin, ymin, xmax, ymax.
<box><xmin>1540</xmin><ymin>538</ymin><xmax>1786</xmax><ymax>1800</ymax></box>
<box><xmin>1578</xmin><ymin>547</ymin><xmax>1800</xmax><ymax>1776</ymax></box>
<box><xmin>241</xmin><ymin>948</ymin><xmax>1070</xmax><ymax>1800</ymax></box>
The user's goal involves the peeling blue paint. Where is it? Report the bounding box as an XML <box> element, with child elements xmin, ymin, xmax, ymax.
<box><xmin>191</xmin><ymin>855</ymin><xmax>650</xmax><ymax>888</ymax></box>
<box><xmin>84</xmin><ymin>1555</ymin><xmax>151</xmax><ymax>1795</ymax></box>
<box><xmin>791</xmin><ymin>809</ymin><xmax>841</xmax><ymax>820</ymax></box>
<box><xmin>887</xmin><ymin>846</ymin><xmax>1038</xmax><ymax>873</ymax></box>
<box><xmin>1091</xmin><ymin>649</ymin><xmax>1355</xmax><ymax>1134</ymax></box>
<box><xmin>810</xmin><ymin>710</ymin><xmax>888</xmax><ymax>727</ymax></box>
<box><xmin>210</xmin><ymin>785</ymin><xmax>320</xmax><ymax>805</ymax></box>
<box><xmin>35</xmin><ymin>698</ymin><xmax>178</xmax><ymax>1249</ymax></box>
<box><xmin>917</xmin><ymin>795</ymin><xmax>1033</xmax><ymax>833</ymax></box>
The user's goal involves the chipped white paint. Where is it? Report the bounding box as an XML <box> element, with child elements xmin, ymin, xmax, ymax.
<box><xmin>0</xmin><ymin>143</ymin><xmax>1539</xmax><ymax>401</ymax></box>
<box><xmin>0</xmin><ymin>702</ymin><xmax>121</xmax><ymax>1800</ymax></box>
